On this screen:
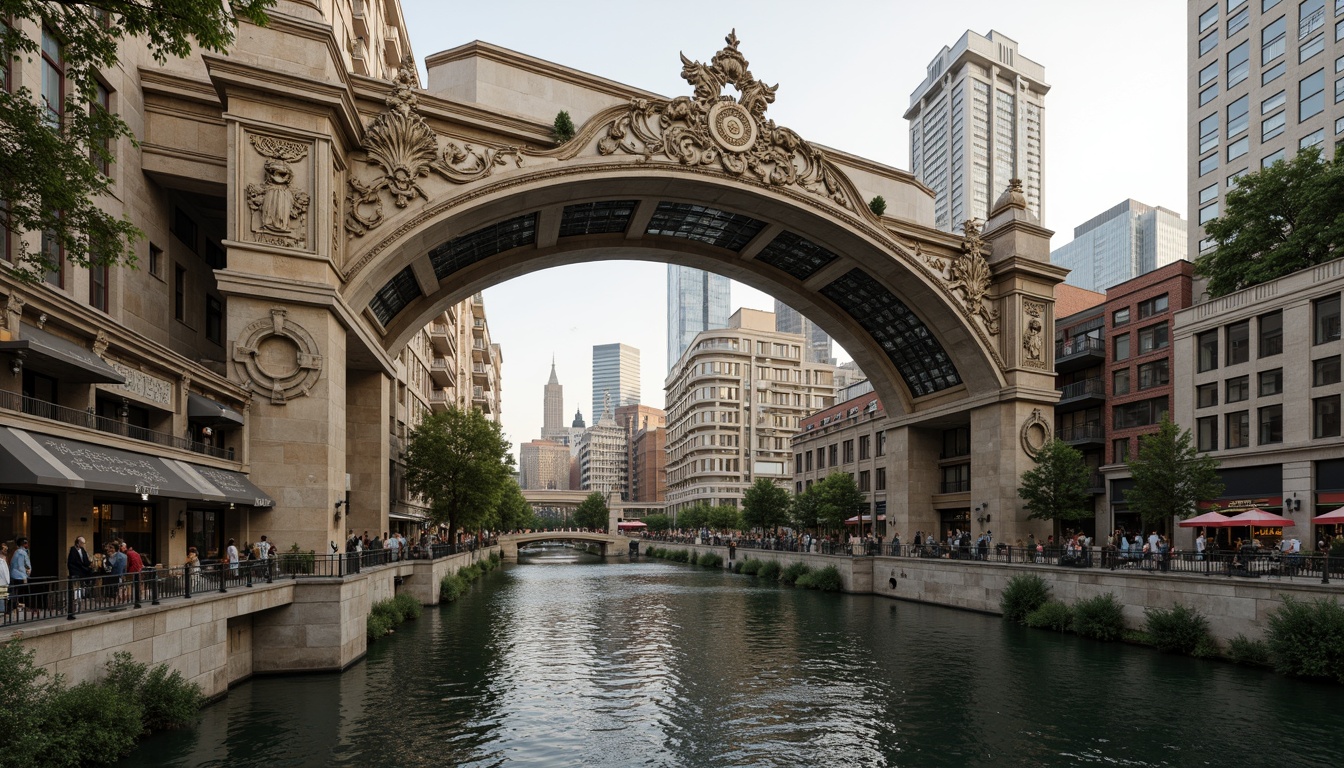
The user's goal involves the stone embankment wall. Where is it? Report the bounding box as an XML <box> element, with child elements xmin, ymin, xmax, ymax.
<box><xmin>654</xmin><ymin>543</ymin><xmax>1339</xmax><ymax>642</ymax></box>
<box><xmin>11</xmin><ymin>547</ymin><xmax>497</xmax><ymax>700</ymax></box>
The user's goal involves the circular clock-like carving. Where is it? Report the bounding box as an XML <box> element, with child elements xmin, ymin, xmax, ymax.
<box><xmin>232</xmin><ymin>309</ymin><xmax>324</xmax><ymax>404</ymax></box>
<box><xmin>708</xmin><ymin>101</ymin><xmax>757</xmax><ymax>151</ymax></box>
<box><xmin>1020</xmin><ymin>408</ymin><xmax>1052</xmax><ymax>459</ymax></box>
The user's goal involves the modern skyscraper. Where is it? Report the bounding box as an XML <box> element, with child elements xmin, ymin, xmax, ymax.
<box><xmin>541</xmin><ymin>359</ymin><xmax>568</xmax><ymax>443</ymax></box>
<box><xmin>905</xmin><ymin>30</ymin><xmax>1048</xmax><ymax>232</ymax></box>
<box><xmin>773</xmin><ymin>300</ymin><xmax>834</xmax><ymax>364</ymax></box>
<box><xmin>1051</xmin><ymin>200</ymin><xmax>1188</xmax><ymax>293</ymax></box>
<box><xmin>1187</xmin><ymin>1</ymin><xmax>1344</xmax><ymax>262</ymax></box>
<box><xmin>667</xmin><ymin>266</ymin><xmax>731</xmax><ymax>370</ymax></box>
<box><xmin>592</xmin><ymin>343</ymin><xmax>640</xmax><ymax>422</ymax></box>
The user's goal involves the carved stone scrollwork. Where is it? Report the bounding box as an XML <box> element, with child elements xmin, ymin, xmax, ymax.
<box><xmin>244</xmin><ymin>135</ymin><xmax>312</xmax><ymax>248</ymax></box>
<box><xmin>232</xmin><ymin>309</ymin><xmax>324</xmax><ymax>404</ymax></box>
<box><xmin>949</xmin><ymin>219</ymin><xmax>1000</xmax><ymax>335</ymax></box>
<box><xmin>91</xmin><ymin>330</ymin><xmax>110</xmax><ymax>358</ymax></box>
<box><xmin>2</xmin><ymin>292</ymin><xmax>25</xmax><ymax>332</ymax></box>
<box><xmin>345</xmin><ymin>55</ymin><xmax>523</xmax><ymax>237</ymax></box>
<box><xmin>1020</xmin><ymin>408</ymin><xmax>1051</xmax><ymax>459</ymax></box>
<box><xmin>596</xmin><ymin>30</ymin><xmax>852</xmax><ymax>210</ymax></box>
<box><xmin>1022</xmin><ymin>299</ymin><xmax>1046</xmax><ymax>369</ymax></box>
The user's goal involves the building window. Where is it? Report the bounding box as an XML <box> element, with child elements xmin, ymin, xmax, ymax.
<box><xmin>1262</xmin><ymin>90</ymin><xmax>1287</xmax><ymax>115</ymax></box>
<box><xmin>1113</xmin><ymin>438</ymin><xmax>1130</xmax><ymax>462</ymax></box>
<box><xmin>1259</xmin><ymin>311</ymin><xmax>1283</xmax><ymax>357</ymax></box>
<box><xmin>148</xmin><ymin>243</ymin><xmax>162</xmax><ymax>278</ymax></box>
<box><xmin>1259</xmin><ymin>368</ymin><xmax>1284</xmax><ymax>396</ymax></box>
<box><xmin>1227</xmin><ymin>320</ymin><xmax>1250</xmax><ymax>364</ymax></box>
<box><xmin>1199</xmin><ymin>185</ymin><xmax>1219</xmax><ymax>207</ymax></box>
<box><xmin>804</xmin><ymin>451</ymin><xmax>813</xmax><ymax>471</ymax></box>
<box><xmin>1113</xmin><ymin>369</ymin><xmax>1131</xmax><ymax>396</ymax></box>
<box><xmin>1228</xmin><ymin>95</ymin><xmax>1251</xmax><ymax>140</ymax></box>
<box><xmin>858</xmin><ymin>470</ymin><xmax>871</xmax><ymax>492</ymax></box>
<box><xmin>90</xmin><ymin>81</ymin><xmax>111</xmax><ymax>175</ymax></box>
<box><xmin>1138</xmin><ymin>296</ymin><xmax>1168</xmax><ymax>319</ymax></box>
<box><xmin>828</xmin><ymin>443</ymin><xmax>837</xmax><ymax>466</ymax></box>
<box><xmin>875</xmin><ymin>467</ymin><xmax>886</xmax><ymax>491</ymax></box>
<box><xmin>1229</xmin><ymin>4</ymin><xmax>1251</xmax><ymax>35</ymax></box>
<box><xmin>1301</xmin><ymin>32</ymin><xmax>1325</xmax><ymax>62</ymax></box>
<box><xmin>1200</xmin><ymin>152</ymin><xmax>1220</xmax><ymax>176</ymax></box>
<box><xmin>1137</xmin><ymin>359</ymin><xmax>1169</xmax><ymax>390</ymax></box>
<box><xmin>876</xmin><ymin>431</ymin><xmax>885</xmax><ymax>456</ymax></box>
<box><xmin>1113</xmin><ymin>307</ymin><xmax>1131</xmax><ymax>326</ymax></box>
<box><xmin>1228</xmin><ymin>42</ymin><xmax>1251</xmax><ymax>86</ymax></box>
<box><xmin>1302</xmin><ymin>0</ymin><xmax>1326</xmax><ymax>36</ymax></box>
<box><xmin>1315</xmin><ymin>294</ymin><xmax>1341</xmax><ymax>344</ymax></box>
<box><xmin>1200</xmin><ymin>83</ymin><xmax>1220</xmax><ymax>108</ymax></box>
<box><xmin>1199</xmin><ymin>331</ymin><xmax>1220</xmax><ymax>372</ymax></box>
<box><xmin>1114</xmin><ymin>333</ymin><xmax>1130</xmax><ymax>361</ymax></box>
<box><xmin>1200</xmin><ymin>60</ymin><xmax>1220</xmax><ymax>89</ymax></box>
<box><xmin>1197</xmin><ymin>417</ymin><xmax>1219</xmax><ymax>452</ymax></box>
<box><xmin>1264</xmin><ymin>60</ymin><xmax>1288</xmax><ymax>86</ymax></box>
<box><xmin>1315</xmin><ymin>356</ymin><xmax>1342</xmax><ymax>385</ymax></box>
<box><xmin>1199</xmin><ymin>113</ymin><xmax>1220</xmax><ymax>155</ymax></box>
<box><xmin>1201</xmin><ymin>31</ymin><xmax>1219</xmax><ymax>57</ymax></box>
<box><xmin>940</xmin><ymin>463</ymin><xmax>971</xmax><ymax>494</ymax></box>
<box><xmin>795</xmin><ymin>454</ymin><xmax>803</xmax><ymax>474</ymax></box>
<box><xmin>1200</xmin><ymin>202</ymin><xmax>1220</xmax><ymax>225</ymax></box>
<box><xmin>174</xmin><ymin>265</ymin><xmax>186</xmax><ymax>322</ymax></box>
<box><xmin>859</xmin><ymin>434</ymin><xmax>871</xmax><ymax>460</ymax></box>
<box><xmin>89</xmin><ymin>263</ymin><xmax>107</xmax><ymax>312</ymax></box>
<box><xmin>1300</xmin><ymin>128</ymin><xmax>1325</xmax><ymax>150</ymax></box>
<box><xmin>1200</xmin><ymin>4</ymin><xmax>1219</xmax><ymax>33</ymax></box>
<box><xmin>1114</xmin><ymin>397</ymin><xmax>1169</xmax><ymax>429</ymax></box>
<box><xmin>1263</xmin><ymin>111</ymin><xmax>1287</xmax><ymax>140</ymax></box>
<box><xmin>1228</xmin><ymin>136</ymin><xmax>1249</xmax><ymax>160</ymax></box>
<box><xmin>942</xmin><ymin>427</ymin><xmax>970</xmax><ymax>458</ymax></box>
<box><xmin>1313</xmin><ymin>394</ymin><xmax>1341</xmax><ymax>438</ymax></box>
<box><xmin>1138</xmin><ymin>323</ymin><xmax>1169</xmax><ymax>354</ymax></box>
<box><xmin>1198</xmin><ymin>383</ymin><xmax>1220</xmax><ymax>408</ymax></box>
<box><xmin>173</xmin><ymin>208</ymin><xmax>198</xmax><ymax>253</ymax></box>
<box><xmin>1259</xmin><ymin>405</ymin><xmax>1284</xmax><ymax>444</ymax></box>
<box><xmin>1226</xmin><ymin>411</ymin><xmax>1250</xmax><ymax>448</ymax></box>
<box><xmin>842</xmin><ymin>440</ymin><xmax>854</xmax><ymax>464</ymax></box>
<box><xmin>1227</xmin><ymin>375</ymin><xmax>1251</xmax><ymax>403</ymax></box>
<box><xmin>205</xmin><ymin>295</ymin><xmax>222</xmax><ymax>345</ymax></box>
<box><xmin>1262</xmin><ymin>148</ymin><xmax>1286</xmax><ymax>167</ymax></box>
<box><xmin>41</xmin><ymin>228</ymin><xmax>63</xmax><ymax>287</ymax></box>
<box><xmin>41</xmin><ymin>28</ymin><xmax>64</xmax><ymax>128</ymax></box>
<box><xmin>1301</xmin><ymin>69</ymin><xmax>1326</xmax><ymax>120</ymax></box>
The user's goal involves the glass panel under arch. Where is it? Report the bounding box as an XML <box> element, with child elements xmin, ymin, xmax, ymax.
<box><xmin>644</xmin><ymin>202</ymin><xmax>765</xmax><ymax>251</ymax></box>
<box><xmin>558</xmin><ymin>200</ymin><xmax>637</xmax><ymax>237</ymax></box>
<box><xmin>754</xmin><ymin>230</ymin><xmax>839</xmax><ymax>280</ymax></box>
<box><xmin>430</xmin><ymin>213</ymin><xmax>538</xmax><ymax>280</ymax></box>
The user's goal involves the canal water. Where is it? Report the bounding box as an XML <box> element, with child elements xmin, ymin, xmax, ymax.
<box><xmin>129</xmin><ymin>550</ymin><xmax>1339</xmax><ymax>767</ymax></box>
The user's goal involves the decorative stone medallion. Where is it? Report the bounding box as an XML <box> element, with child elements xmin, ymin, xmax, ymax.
<box><xmin>1020</xmin><ymin>408</ymin><xmax>1051</xmax><ymax>458</ymax></box>
<box><xmin>232</xmin><ymin>309</ymin><xmax>324</xmax><ymax>404</ymax></box>
<box><xmin>708</xmin><ymin>100</ymin><xmax>756</xmax><ymax>151</ymax></box>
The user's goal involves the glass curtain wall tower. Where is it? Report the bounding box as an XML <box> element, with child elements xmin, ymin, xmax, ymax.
<box><xmin>667</xmin><ymin>266</ymin><xmax>731</xmax><ymax>371</ymax></box>
<box><xmin>592</xmin><ymin>343</ymin><xmax>640</xmax><ymax>422</ymax></box>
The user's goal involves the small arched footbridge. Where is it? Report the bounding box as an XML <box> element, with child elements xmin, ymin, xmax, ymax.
<box><xmin>498</xmin><ymin>531</ymin><xmax>634</xmax><ymax>561</ymax></box>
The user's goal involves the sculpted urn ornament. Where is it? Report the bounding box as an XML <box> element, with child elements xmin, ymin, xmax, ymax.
<box><xmin>597</xmin><ymin>30</ymin><xmax>852</xmax><ymax>209</ymax></box>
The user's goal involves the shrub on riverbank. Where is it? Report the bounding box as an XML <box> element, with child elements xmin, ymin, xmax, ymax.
<box><xmin>440</xmin><ymin>573</ymin><xmax>469</xmax><ymax>602</ymax></box>
<box><xmin>1144</xmin><ymin>604</ymin><xmax>1214</xmax><ymax>656</ymax></box>
<box><xmin>1228</xmin><ymin>633</ymin><xmax>1272</xmax><ymax>667</ymax></box>
<box><xmin>1265</xmin><ymin>596</ymin><xmax>1344</xmax><ymax>682</ymax></box>
<box><xmin>1000</xmin><ymin>574</ymin><xmax>1050</xmax><ymax>624</ymax></box>
<box><xmin>1072</xmin><ymin>593</ymin><xmax>1125</xmax><ymax>641</ymax></box>
<box><xmin>780</xmin><ymin>562</ymin><xmax>811</xmax><ymax>585</ymax></box>
<box><xmin>1025</xmin><ymin>600</ymin><xmax>1073</xmax><ymax>632</ymax></box>
<box><xmin>739</xmin><ymin>559</ymin><xmax>763</xmax><ymax>576</ymax></box>
<box><xmin>697</xmin><ymin>553</ymin><xmax>723</xmax><ymax>568</ymax></box>
<box><xmin>0</xmin><ymin>643</ymin><xmax>203</xmax><ymax>767</ymax></box>
<box><xmin>795</xmin><ymin>565</ymin><xmax>843</xmax><ymax>591</ymax></box>
<box><xmin>757</xmin><ymin>561</ymin><xmax>782</xmax><ymax>581</ymax></box>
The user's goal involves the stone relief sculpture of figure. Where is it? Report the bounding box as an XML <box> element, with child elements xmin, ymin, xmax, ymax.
<box><xmin>1023</xmin><ymin>317</ymin><xmax>1043</xmax><ymax>361</ymax></box>
<box><xmin>245</xmin><ymin>135</ymin><xmax>312</xmax><ymax>248</ymax></box>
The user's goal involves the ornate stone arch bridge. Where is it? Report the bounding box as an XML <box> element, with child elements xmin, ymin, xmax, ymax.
<box><xmin>188</xmin><ymin>30</ymin><xmax>1063</xmax><ymax>553</ymax></box>
<box><xmin>498</xmin><ymin>530</ymin><xmax>633</xmax><ymax>562</ymax></box>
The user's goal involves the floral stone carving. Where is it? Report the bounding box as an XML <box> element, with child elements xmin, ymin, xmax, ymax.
<box><xmin>1022</xmin><ymin>299</ymin><xmax>1046</xmax><ymax>369</ymax></box>
<box><xmin>244</xmin><ymin>135</ymin><xmax>312</xmax><ymax>248</ymax></box>
<box><xmin>930</xmin><ymin>219</ymin><xmax>1000</xmax><ymax>335</ymax></box>
<box><xmin>345</xmin><ymin>55</ymin><xmax>523</xmax><ymax>236</ymax></box>
<box><xmin>232</xmin><ymin>309</ymin><xmax>324</xmax><ymax>404</ymax></box>
<box><xmin>597</xmin><ymin>30</ymin><xmax>851</xmax><ymax>210</ymax></box>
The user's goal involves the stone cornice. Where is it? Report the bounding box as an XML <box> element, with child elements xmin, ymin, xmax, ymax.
<box><xmin>990</xmin><ymin>255</ymin><xmax>1070</xmax><ymax>283</ymax></box>
<box><xmin>138</xmin><ymin>69</ymin><xmax>222</xmax><ymax>108</ymax></box>
<box><xmin>424</xmin><ymin>41</ymin><xmax>665</xmax><ymax>104</ymax></box>
<box><xmin>201</xmin><ymin>55</ymin><xmax>364</xmax><ymax>146</ymax></box>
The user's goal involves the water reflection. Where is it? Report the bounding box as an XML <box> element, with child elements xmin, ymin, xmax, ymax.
<box><xmin>127</xmin><ymin>560</ymin><xmax>1339</xmax><ymax>768</ymax></box>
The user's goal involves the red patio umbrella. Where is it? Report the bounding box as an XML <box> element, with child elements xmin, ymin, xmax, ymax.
<box><xmin>1179</xmin><ymin>511</ymin><xmax>1239</xmax><ymax>528</ymax></box>
<box><xmin>1310</xmin><ymin>507</ymin><xmax>1344</xmax><ymax>524</ymax></box>
<box><xmin>1226</xmin><ymin>508</ymin><xmax>1295</xmax><ymax>527</ymax></box>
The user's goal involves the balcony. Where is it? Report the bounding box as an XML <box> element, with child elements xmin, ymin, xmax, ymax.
<box><xmin>1057</xmin><ymin>377</ymin><xmax>1105</xmax><ymax>408</ymax></box>
<box><xmin>429</xmin><ymin>389</ymin><xmax>450</xmax><ymax>413</ymax></box>
<box><xmin>429</xmin><ymin>357</ymin><xmax>453</xmax><ymax>387</ymax></box>
<box><xmin>1055</xmin><ymin>336</ymin><xmax>1105</xmax><ymax>373</ymax></box>
<box><xmin>939</xmin><ymin>479</ymin><xmax>971</xmax><ymax>494</ymax></box>
<box><xmin>1087</xmin><ymin>471</ymin><xmax>1106</xmax><ymax>494</ymax></box>
<box><xmin>471</xmin><ymin>293</ymin><xmax>486</xmax><ymax>318</ymax></box>
<box><xmin>472</xmin><ymin>363</ymin><xmax>489</xmax><ymax>384</ymax></box>
<box><xmin>0</xmin><ymin>390</ymin><xmax>235</xmax><ymax>460</ymax></box>
<box><xmin>1056</xmin><ymin>423</ymin><xmax>1105</xmax><ymax>446</ymax></box>
<box><xmin>428</xmin><ymin>323</ymin><xmax>453</xmax><ymax>355</ymax></box>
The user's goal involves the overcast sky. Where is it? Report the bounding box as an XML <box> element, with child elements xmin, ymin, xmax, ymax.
<box><xmin>399</xmin><ymin>0</ymin><xmax>1187</xmax><ymax>460</ymax></box>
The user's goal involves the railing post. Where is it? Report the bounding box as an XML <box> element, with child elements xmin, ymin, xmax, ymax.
<box><xmin>184</xmin><ymin>563</ymin><xmax>192</xmax><ymax>599</ymax></box>
<box><xmin>133</xmin><ymin>571</ymin><xmax>142</xmax><ymax>609</ymax></box>
<box><xmin>150</xmin><ymin>568</ymin><xmax>160</xmax><ymax>605</ymax></box>
<box><xmin>219</xmin><ymin>563</ymin><xmax>228</xmax><ymax>593</ymax></box>
<box><xmin>266</xmin><ymin>557</ymin><xmax>274</xmax><ymax>584</ymax></box>
<box><xmin>67</xmin><ymin>578</ymin><xmax>76</xmax><ymax>621</ymax></box>
<box><xmin>1323</xmin><ymin>554</ymin><xmax>1331</xmax><ymax>585</ymax></box>
<box><xmin>246</xmin><ymin>561</ymin><xmax>254</xmax><ymax>588</ymax></box>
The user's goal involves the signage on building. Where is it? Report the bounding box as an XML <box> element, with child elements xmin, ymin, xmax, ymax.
<box><xmin>1198</xmin><ymin>496</ymin><xmax>1282</xmax><ymax>510</ymax></box>
<box><xmin>104</xmin><ymin>362</ymin><xmax>173</xmax><ymax>407</ymax></box>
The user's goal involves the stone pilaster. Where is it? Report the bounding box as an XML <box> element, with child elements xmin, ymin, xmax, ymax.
<box><xmin>345</xmin><ymin>369</ymin><xmax>390</xmax><ymax>538</ymax></box>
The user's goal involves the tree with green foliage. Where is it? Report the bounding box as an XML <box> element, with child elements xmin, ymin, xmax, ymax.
<box><xmin>814</xmin><ymin>472</ymin><xmax>866</xmax><ymax>533</ymax></box>
<box><xmin>552</xmin><ymin>110</ymin><xmax>576</xmax><ymax>142</ymax></box>
<box><xmin>1124</xmin><ymin>418</ymin><xmax>1224</xmax><ymax>530</ymax></box>
<box><xmin>642</xmin><ymin>513</ymin><xmax>670</xmax><ymax>533</ymax></box>
<box><xmin>493</xmin><ymin>480</ymin><xmax>533</xmax><ymax>533</ymax></box>
<box><xmin>790</xmin><ymin>484</ymin><xmax>820</xmax><ymax>531</ymax></box>
<box><xmin>404</xmin><ymin>406</ymin><xmax>514</xmax><ymax>545</ymax></box>
<box><xmin>1017</xmin><ymin>439</ymin><xmax>1093</xmax><ymax>522</ymax></box>
<box><xmin>1194</xmin><ymin>145</ymin><xmax>1344</xmax><ymax>297</ymax></box>
<box><xmin>676</xmin><ymin>502</ymin><xmax>710</xmax><ymax>531</ymax></box>
<box><xmin>573</xmin><ymin>491</ymin><xmax>608</xmax><ymax>531</ymax></box>
<box><xmin>868</xmin><ymin>195</ymin><xmax>887</xmax><ymax>216</ymax></box>
<box><xmin>0</xmin><ymin>1</ymin><xmax>274</xmax><ymax>281</ymax></box>
<box><xmin>742</xmin><ymin>477</ymin><xmax>790</xmax><ymax>532</ymax></box>
<box><xmin>706</xmin><ymin>504</ymin><xmax>742</xmax><ymax>531</ymax></box>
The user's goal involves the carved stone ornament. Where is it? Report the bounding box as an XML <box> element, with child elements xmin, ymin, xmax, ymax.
<box><xmin>244</xmin><ymin>135</ymin><xmax>312</xmax><ymax>248</ymax></box>
<box><xmin>1022</xmin><ymin>299</ymin><xmax>1046</xmax><ymax>369</ymax></box>
<box><xmin>941</xmin><ymin>219</ymin><xmax>999</xmax><ymax>335</ymax></box>
<box><xmin>1020</xmin><ymin>408</ymin><xmax>1051</xmax><ymax>459</ymax></box>
<box><xmin>91</xmin><ymin>329</ymin><xmax>110</xmax><ymax>358</ymax></box>
<box><xmin>232</xmin><ymin>309</ymin><xmax>324</xmax><ymax>404</ymax></box>
<box><xmin>345</xmin><ymin>55</ymin><xmax>523</xmax><ymax>236</ymax></box>
<box><xmin>2</xmin><ymin>291</ymin><xmax>25</xmax><ymax>332</ymax></box>
<box><xmin>597</xmin><ymin>30</ymin><xmax>851</xmax><ymax>210</ymax></box>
